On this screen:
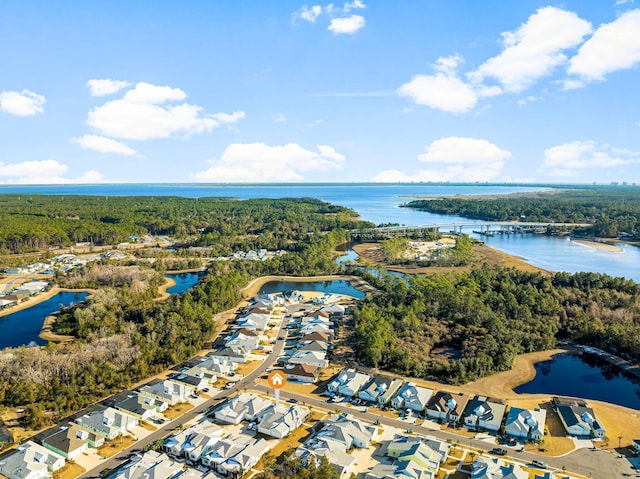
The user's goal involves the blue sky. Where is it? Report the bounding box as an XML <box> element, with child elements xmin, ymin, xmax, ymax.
<box><xmin>1</xmin><ymin>0</ymin><xmax>639</xmax><ymax>184</ymax></box>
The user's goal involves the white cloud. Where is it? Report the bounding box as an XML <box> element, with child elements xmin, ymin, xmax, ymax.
<box><xmin>294</xmin><ymin>2</ymin><xmax>366</xmax><ymax>34</ymax></box>
<box><xmin>541</xmin><ymin>140</ymin><xmax>640</xmax><ymax>176</ymax></box>
<box><xmin>397</xmin><ymin>74</ymin><xmax>477</xmax><ymax>113</ymax></box>
<box><xmin>0</xmin><ymin>90</ymin><xmax>46</xmax><ymax>116</ymax></box>
<box><xmin>567</xmin><ymin>9</ymin><xmax>640</xmax><ymax>82</ymax></box>
<box><xmin>469</xmin><ymin>6</ymin><xmax>593</xmax><ymax>92</ymax></box>
<box><xmin>298</xmin><ymin>5</ymin><xmax>323</xmax><ymax>22</ymax></box>
<box><xmin>122</xmin><ymin>82</ymin><xmax>186</xmax><ymax>103</ymax></box>
<box><xmin>373</xmin><ymin>137</ymin><xmax>511</xmax><ymax>183</ymax></box>
<box><xmin>0</xmin><ymin>159</ymin><xmax>107</xmax><ymax>184</ymax></box>
<box><xmin>614</xmin><ymin>0</ymin><xmax>634</xmax><ymax>5</ymax></box>
<box><xmin>271</xmin><ymin>113</ymin><xmax>287</xmax><ymax>123</ymax></box>
<box><xmin>191</xmin><ymin>142</ymin><xmax>345</xmax><ymax>182</ymax></box>
<box><xmin>86</xmin><ymin>82</ymin><xmax>245</xmax><ymax>140</ymax></box>
<box><xmin>419</xmin><ymin>136</ymin><xmax>512</xmax><ymax>164</ymax></box>
<box><xmin>343</xmin><ymin>0</ymin><xmax>365</xmax><ymax>13</ymax></box>
<box><xmin>71</xmin><ymin>135</ymin><xmax>137</xmax><ymax>155</ymax></box>
<box><xmin>87</xmin><ymin>79</ymin><xmax>131</xmax><ymax>97</ymax></box>
<box><xmin>328</xmin><ymin>14</ymin><xmax>365</xmax><ymax>34</ymax></box>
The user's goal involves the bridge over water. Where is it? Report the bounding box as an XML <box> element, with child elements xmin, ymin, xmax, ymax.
<box><xmin>349</xmin><ymin>221</ymin><xmax>592</xmax><ymax>239</ymax></box>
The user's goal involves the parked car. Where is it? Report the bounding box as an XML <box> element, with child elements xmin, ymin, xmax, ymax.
<box><xmin>531</xmin><ymin>460</ymin><xmax>548</xmax><ymax>469</ymax></box>
<box><xmin>490</xmin><ymin>448</ymin><xmax>508</xmax><ymax>456</ymax></box>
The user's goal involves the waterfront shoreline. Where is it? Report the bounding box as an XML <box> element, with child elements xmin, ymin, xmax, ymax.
<box><xmin>570</xmin><ymin>238</ymin><xmax>624</xmax><ymax>252</ymax></box>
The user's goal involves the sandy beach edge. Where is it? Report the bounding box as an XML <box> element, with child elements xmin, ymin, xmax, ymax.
<box><xmin>570</xmin><ymin>238</ymin><xmax>624</xmax><ymax>252</ymax></box>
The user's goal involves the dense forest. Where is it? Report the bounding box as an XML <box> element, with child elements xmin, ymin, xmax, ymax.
<box><xmin>0</xmin><ymin>195</ymin><xmax>371</xmax><ymax>254</ymax></box>
<box><xmin>404</xmin><ymin>187</ymin><xmax>640</xmax><ymax>239</ymax></box>
<box><xmin>354</xmin><ymin>267</ymin><xmax>640</xmax><ymax>384</ymax></box>
<box><xmin>0</xmin><ymin>195</ymin><xmax>364</xmax><ymax>427</ymax></box>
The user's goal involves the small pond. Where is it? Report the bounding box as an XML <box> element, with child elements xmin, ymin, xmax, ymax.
<box><xmin>0</xmin><ymin>291</ymin><xmax>89</xmax><ymax>349</ymax></box>
<box><xmin>165</xmin><ymin>272</ymin><xmax>204</xmax><ymax>294</ymax></box>
<box><xmin>514</xmin><ymin>353</ymin><xmax>640</xmax><ymax>410</ymax></box>
<box><xmin>259</xmin><ymin>280</ymin><xmax>365</xmax><ymax>299</ymax></box>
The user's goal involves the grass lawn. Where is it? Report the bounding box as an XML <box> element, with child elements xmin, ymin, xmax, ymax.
<box><xmin>53</xmin><ymin>461</ymin><xmax>86</xmax><ymax>479</ymax></box>
<box><xmin>97</xmin><ymin>435</ymin><xmax>138</xmax><ymax>458</ymax></box>
<box><xmin>164</xmin><ymin>402</ymin><xmax>194</xmax><ymax>420</ymax></box>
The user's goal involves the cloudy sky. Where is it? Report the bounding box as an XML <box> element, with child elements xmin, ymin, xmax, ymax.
<box><xmin>1</xmin><ymin>1</ymin><xmax>640</xmax><ymax>184</ymax></box>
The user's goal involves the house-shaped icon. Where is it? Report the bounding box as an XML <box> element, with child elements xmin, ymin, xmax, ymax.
<box><xmin>268</xmin><ymin>371</ymin><xmax>286</xmax><ymax>388</ymax></box>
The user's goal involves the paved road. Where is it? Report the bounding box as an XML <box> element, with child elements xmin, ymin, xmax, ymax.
<box><xmin>78</xmin><ymin>313</ymin><xmax>630</xmax><ymax>479</ymax></box>
<box><xmin>78</xmin><ymin>318</ymin><xmax>289</xmax><ymax>479</ymax></box>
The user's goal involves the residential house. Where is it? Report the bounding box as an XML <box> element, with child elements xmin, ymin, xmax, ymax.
<box><xmin>0</xmin><ymin>441</ymin><xmax>65</xmax><ymax>479</ymax></box>
<box><xmin>0</xmin><ymin>298</ymin><xmax>17</xmax><ymax>308</ymax></box>
<box><xmin>300</xmin><ymin>331</ymin><xmax>332</xmax><ymax>343</ymax></box>
<box><xmin>169</xmin><ymin>372</ymin><xmax>208</xmax><ymax>392</ymax></box>
<box><xmin>138</xmin><ymin>379</ymin><xmax>194</xmax><ymax>406</ymax></box>
<box><xmin>552</xmin><ymin>397</ymin><xmax>606</xmax><ymax>438</ymax></box>
<box><xmin>283</xmin><ymin>363</ymin><xmax>320</xmax><ymax>383</ymax></box>
<box><xmin>189</xmin><ymin>356</ymin><xmax>237</xmax><ymax>378</ymax></box>
<box><xmin>107</xmin><ymin>451</ymin><xmax>182</xmax><ymax>479</ymax></box>
<box><xmin>471</xmin><ymin>457</ymin><xmax>528</xmax><ymax>479</ymax></box>
<box><xmin>283</xmin><ymin>290</ymin><xmax>304</xmax><ymax>304</ymax></box>
<box><xmin>358</xmin><ymin>378</ymin><xmax>403</xmax><ymax>405</ymax></box>
<box><xmin>209</xmin><ymin>346</ymin><xmax>250</xmax><ymax>363</ymax></box>
<box><xmin>111</xmin><ymin>393</ymin><xmax>164</xmax><ymax>421</ymax></box>
<box><xmin>633</xmin><ymin>438</ymin><xmax>640</xmax><ymax>452</ymax></box>
<box><xmin>463</xmin><ymin>395</ymin><xmax>507</xmax><ymax>432</ymax></box>
<box><xmin>296</xmin><ymin>413</ymin><xmax>375</xmax><ymax>478</ymax></box>
<box><xmin>257</xmin><ymin>403</ymin><xmax>310</xmax><ymax>439</ymax></box>
<box><xmin>288</xmin><ymin>350</ymin><xmax>328</xmax><ymax>369</ymax></box>
<box><xmin>234</xmin><ymin>313</ymin><xmax>270</xmax><ymax>332</ymax></box>
<box><xmin>391</xmin><ymin>382</ymin><xmax>434</xmax><ymax>413</ymax></box>
<box><xmin>225</xmin><ymin>329</ymin><xmax>261</xmax><ymax>351</ymax></box>
<box><xmin>216</xmin><ymin>438</ymin><xmax>270</xmax><ymax>477</ymax></box>
<box><xmin>385</xmin><ymin>435</ymin><xmax>450</xmax><ymax>467</ymax></box>
<box><xmin>213</xmin><ymin>393</ymin><xmax>271</xmax><ymax>425</ymax></box>
<box><xmin>38</xmin><ymin>424</ymin><xmax>89</xmax><ymax>460</ymax></box>
<box><xmin>297</xmin><ymin>439</ymin><xmax>356</xmax><ymax>478</ymax></box>
<box><xmin>315</xmin><ymin>413</ymin><xmax>377</xmax><ymax>449</ymax></box>
<box><xmin>426</xmin><ymin>391</ymin><xmax>469</xmax><ymax>423</ymax></box>
<box><xmin>74</xmin><ymin>407</ymin><xmax>138</xmax><ymax>440</ymax></box>
<box><xmin>366</xmin><ymin>434</ymin><xmax>449</xmax><ymax>479</ymax></box>
<box><xmin>504</xmin><ymin>407</ymin><xmax>547</xmax><ymax>441</ymax></box>
<box><xmin>163</xmin><ymin>422</ymin><xmax>223</xmax><ymax>464</ymax></box>
<box><xmin>327</xmin><ymin>369</ymin><xmax>371</xmax><ymax>398</ymax></box>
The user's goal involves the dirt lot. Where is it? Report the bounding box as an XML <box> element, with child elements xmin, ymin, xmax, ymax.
<box><xmin>352</xmin><ymin>241</ymin><xmax>550</xmax><ymax>275</ymax></box>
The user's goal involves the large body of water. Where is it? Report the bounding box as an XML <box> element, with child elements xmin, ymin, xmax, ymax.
<box><xmin>0</xmin><ymin>291</ymin><xmax>88</xmax><ymax>349</ymax></box>
<box><xmin>165</xmin><ymin>272</ymin><xmax>204</xmax><ymax>294</ymax></box>
<box><xmin>2</xmin><ymin>183</ymin><xmax>638</xmax><ymax>281</ymax></box>
<box><xmin>515</xmin><ymin>353</ymin><xmax>640</xmax><ymax>410</ymax></box>
<box><xmin>259</xmin><ymin>280</ymin><xmax>365</xmax><ymax>299</ymax></box>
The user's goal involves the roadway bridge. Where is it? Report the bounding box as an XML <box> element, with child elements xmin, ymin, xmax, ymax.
<box><xmin>349</xmin><ymin>221</ymin><xmax>592</xmax><ymax>239</ymax></box>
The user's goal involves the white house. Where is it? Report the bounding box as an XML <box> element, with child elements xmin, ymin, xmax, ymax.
<box><xmin>40</xmin><ymin>424</ymin><xmax>89</xmax><ymax>460</ymax></box>
<box><xmin>163</xmin><ymin>422</ymin><xmax>224</xmax><ymax>464</ymax></box>
<box><xmin>391</xmin><ymin>382</ymin><xmax>434</xmax><ymax>412</ymax></box>
<box><xmin>213</xmin><ymin>393</ymin><xmax>271</xmax><ymax>425</ymax></box>
<box><xmin>74</xmin><ymin>407</ymin><xmax>138</xmax><ymax>440</ymax></box>
<box><xmin>257</xmin><ymin>404</ymin><xmax>310</xmax><ymax>439</ymax></box>
<box><xmin>553</xmin><ymin>397</ymin><xmax>606</xmax><ymax>438</ymax></box>
<box><xmin>358</xmin><ymin>378</ymin><xmax>403</xmax><ymax>405</ymax></box>
<box><xmin>327</xmin><ymin>369</ymin><xmax>371</xmax><ymax>398</ymax></box>
<box><xmin>0</xmin><ymin>441</ymin><xmax>65</xmax><ymax>479</ymax></box>
<box><xmin>138</xmin><ymin>379</ymin><xmax>193</xmax><ymax>406</ymax></box>
<box><xmin>108</xmin><ymin>450</ymin><xmax>182</xmax><ymax>479</ymax></box>
<box><xmin>288</xmin><ymin>350</ymin><xmax>328</xmax><ymax>369</ymax></box>
<box><xmin>471</xmin><ymin>457</ymin><xmax>527</xmax><ymax>479</ymax></box>
<box><xmin>463</xmin><ymin>395</ymin><xmax>507</xmax><ymax>432</ymax></box>
<box><xmin>504</xmin><ymin>407</ymin><xmax>547</xmax><ymax>441</ymax></box>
